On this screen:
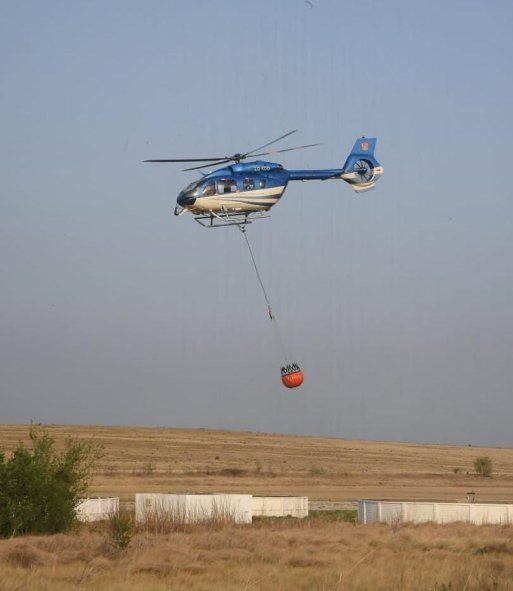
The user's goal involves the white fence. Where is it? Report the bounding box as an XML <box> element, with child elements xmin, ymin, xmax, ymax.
<box><xmin>135</xmin><ymin>493</ymin><xmax>253</xmax><ymax>524</ymax></box>
<box><xmin>358</xmin><ymin>500</ymin><xmax>513</xmax><ymax>525</ymax></box>
<box><xmin>252</xmin><ymin>496</ymin><xmax>308</xmax><ymax>518</ymax></box>
<box><xmin>76</xmin><ymin>497</ymin><xmax>119</xmax><ymax>522</ymax></box>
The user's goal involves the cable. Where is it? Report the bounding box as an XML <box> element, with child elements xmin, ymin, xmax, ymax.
<box><xmin>238</xmin><ymin>225</ymin><xmax>289</xmax><ymax>365</ymax></box>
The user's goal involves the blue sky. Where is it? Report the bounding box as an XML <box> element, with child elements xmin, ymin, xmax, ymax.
<box><xmin>1</xmin><ymin>0</ymin><xmax>513</xmax><ymax>445</ymax></box>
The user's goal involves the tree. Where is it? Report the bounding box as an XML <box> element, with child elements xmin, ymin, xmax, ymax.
<box><xmin>474</xmin><ymin>456</ymin><xmax>493</xmax><ymax>477</ymax></box>
<box><xmin>0</xmin><ymin>427</ymin><xmax>103</xmax><ymax>537</ymax></box>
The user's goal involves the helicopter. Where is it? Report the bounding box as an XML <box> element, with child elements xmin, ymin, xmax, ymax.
<box><xmin>144</xmin><ymin>131</ymin><xmax>383</xmax><ymax>388</ymax></box>
<box><xmin>145</xmin><ymin>129</ymin><xmax>383</xmax><ymax>227</ymax></box>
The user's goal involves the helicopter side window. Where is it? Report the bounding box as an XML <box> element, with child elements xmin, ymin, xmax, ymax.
<box><xmin>218</xmin><ymin>179</ymin><xmax>238</xmax><ymax>194</ymax></box>
<box><xmin>243</xmin><ymin>177</ymin><xmax>255</xmax><ymax>191</ymax></box>
<box><xmin>201</xmin><ymin>181</ymin><xmax>216</xmax><ymax>196</ymax></box>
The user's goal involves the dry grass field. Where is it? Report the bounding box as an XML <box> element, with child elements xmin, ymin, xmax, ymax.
<box><xmin>2</xmin><ymin>424</ymin><xmax>513</xmax><ymax>504</ymax></box>
<box><xmin>1</xmin><ymin>518</ymin><xmax>513</xmax><ymax>590</ymax></box>
<box><xmin>2</xmin><ymin>424</ymin><xmax>513</xmax><ymax>590</ymax></box>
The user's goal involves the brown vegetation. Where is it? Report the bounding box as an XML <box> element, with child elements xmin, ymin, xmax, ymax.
<box><xmin>1</xmin><ymin>425</ymin><xmax>513</xmax><ymax>589</ymax></box>
<box><xmin>2</xmin><ymin>424</ymin><xmax>513</xmax><ymax>504</ymax></box>
<box><xmin>1</xmin><ymin>517</ymin><xmax>513</xmax><ymax>590</ymax></box>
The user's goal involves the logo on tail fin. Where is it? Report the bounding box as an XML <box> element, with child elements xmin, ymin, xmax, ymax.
<box><xmin>360</xmin><ymin>141</ymin><xmax>369</xmax><ymax>151</ymax></box>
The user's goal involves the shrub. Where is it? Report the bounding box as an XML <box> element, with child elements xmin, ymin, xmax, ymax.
<box><xmin>0</xmin><ymin>427</ymin><xmax>103</xmax><ymax>537</ymax></box>
<box><xmin>474</xmin><ymin>456</ymin><xmax>493</xmax><ymax>477</ymax></box>
<box><xmin>109</xmin><ymin>511</ymin><xmax>133</xmax><ymax>550</ymax></box>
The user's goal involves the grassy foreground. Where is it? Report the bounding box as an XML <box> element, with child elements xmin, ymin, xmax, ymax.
<box><xmin>1</xmin><ymin>517</ymin><xmax>513</xmax><ymax>590</ymax></box>
<box><xmin>2</xmin><ymin>424</ymin><xmax>513</xmax><ymax>503</ymax></box>
<box><xmin>2</xmin><ymin>425</ymin><xmax>513</xmax><ymax>590</ymax></box>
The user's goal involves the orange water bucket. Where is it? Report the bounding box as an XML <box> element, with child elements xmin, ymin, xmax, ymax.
<box><xmin>281</xmin><ymin>364</ymin><xmax>304</xmax><ymax>388</ymax></box>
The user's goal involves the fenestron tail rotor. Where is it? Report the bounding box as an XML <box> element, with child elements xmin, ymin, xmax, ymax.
<box><xmin>143</xmin><ymin>130</ymin><xmax>321</xmax><ymax>171</ymax></box>
<box><xmin>353</xmin><ymin>159</ymin><xmax>373</xmax><ymax>182</ymax></box>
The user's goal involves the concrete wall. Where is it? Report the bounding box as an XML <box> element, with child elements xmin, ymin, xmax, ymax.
<box><xmin>358</xmin><ymin>500</ymin><xmax>513</xmax><ymax>525</ymax></box>
<box><xmin>76</xmin><ymin>497</ymin><xmax>119</xmax><ymax>522</ymax></box>
<box><xmin>135</xmin><ymin>493</ymin><xmax>253</xmax><ymax>524</ymax></box>
<box><xmin>252</xmin><ymin>496</ymin><xmax>308</xmax><ymax>518</ymax></box>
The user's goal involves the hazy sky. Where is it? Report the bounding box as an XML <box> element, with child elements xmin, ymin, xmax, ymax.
<box><xmin>1</xmin><ymin>0</ymin><xmax>512</xmax><ymax>446</ymax></box>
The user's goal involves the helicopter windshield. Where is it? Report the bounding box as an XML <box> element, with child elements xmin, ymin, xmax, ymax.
<box><xmin>180</xmin><ymin>181</ymin><xmax>201</xmax><ymax>199</ymax></box>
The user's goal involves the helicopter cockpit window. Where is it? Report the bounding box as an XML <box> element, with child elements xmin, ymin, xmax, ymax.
<box><xmin>201</xmin><ymin>181</ymin><xmax>216</xmax><ymax>196</ymax></box>
<box><xmin>243</xmin><ymin>177</ymin><xmax>255</xmax><ymax>191</ymax></box>
<box><xmin>218</xmin><ymin>179</ymin><xmax>238</xmax><ymax>194</ymax></box>
<box><xmin>181</xmin><ymin>181</ymin><xmax>201</xmax><ymax>198</ymax></box>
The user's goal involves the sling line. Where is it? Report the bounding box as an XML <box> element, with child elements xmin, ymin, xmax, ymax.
<box><xmin>238</xmin><ymin>225</ymin><xmax>289</xmax><ymax>365</ymax></box>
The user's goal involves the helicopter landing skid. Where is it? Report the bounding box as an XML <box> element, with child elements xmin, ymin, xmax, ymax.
<box><xmin>194</xmin><ymin>210</ymin><xmax>270</xmax><ymax>228</ymax></box>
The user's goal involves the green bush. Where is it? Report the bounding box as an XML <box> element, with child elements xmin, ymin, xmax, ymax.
<box><xmin>109</xmin><ymin>511</ymin><xmax>133</xmax><ymax>550</ymax></box>
<box><xmin>0</xmin><ymin>427</ymin><xmax>103</xmax><ymax>537</ymax></box>
<box><xmin>474</xmin><ymin>456</ymin><xmax>493</xmax><ymax>477</ymax></box>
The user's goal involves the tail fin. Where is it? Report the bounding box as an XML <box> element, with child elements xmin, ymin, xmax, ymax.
<box><xmin>341</xmin><ymin>137</ymin><xmax>383</xmax><ymax>193</ymax></box>
<box><xmin>345</xmin><ymin>137</ymin><xmax>377</xmax><ymax>162</ymax></box>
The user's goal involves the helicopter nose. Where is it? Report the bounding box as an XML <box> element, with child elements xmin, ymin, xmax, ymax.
<box><xmin>177</xmin><ymin>194</ymin><xmax>196</xmax><ymax>208</ymax></box>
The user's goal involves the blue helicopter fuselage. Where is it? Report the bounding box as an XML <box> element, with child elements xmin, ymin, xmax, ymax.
<box><xmin>176</xmin><ymin>137</ymin><xmax>382</xmax><ymax>216</ymax></box>
<box><xmin>177</xmin><ymin>161</ymin><xmax>345</xmax><ymax>214</ymax></box>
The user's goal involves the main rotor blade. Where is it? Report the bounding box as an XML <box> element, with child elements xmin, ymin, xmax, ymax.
<box><xmin>144</xmin><ymin>158</ymin><xmax>227</xmax><ymax>163</ymax></box>
<box><xmin>251</xmin><ymin>142</ymin><xmax>322</xmax><ymax>157</ymax></box>
<box><xmin>182</xmin><ymin>159</ymin><xmax>231</xmax><ymax>171</ymax></box>
<box><xmin>243</xmin><ymin>129</ymin><xmax>298</xmax><ymax>157</ymax></box>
